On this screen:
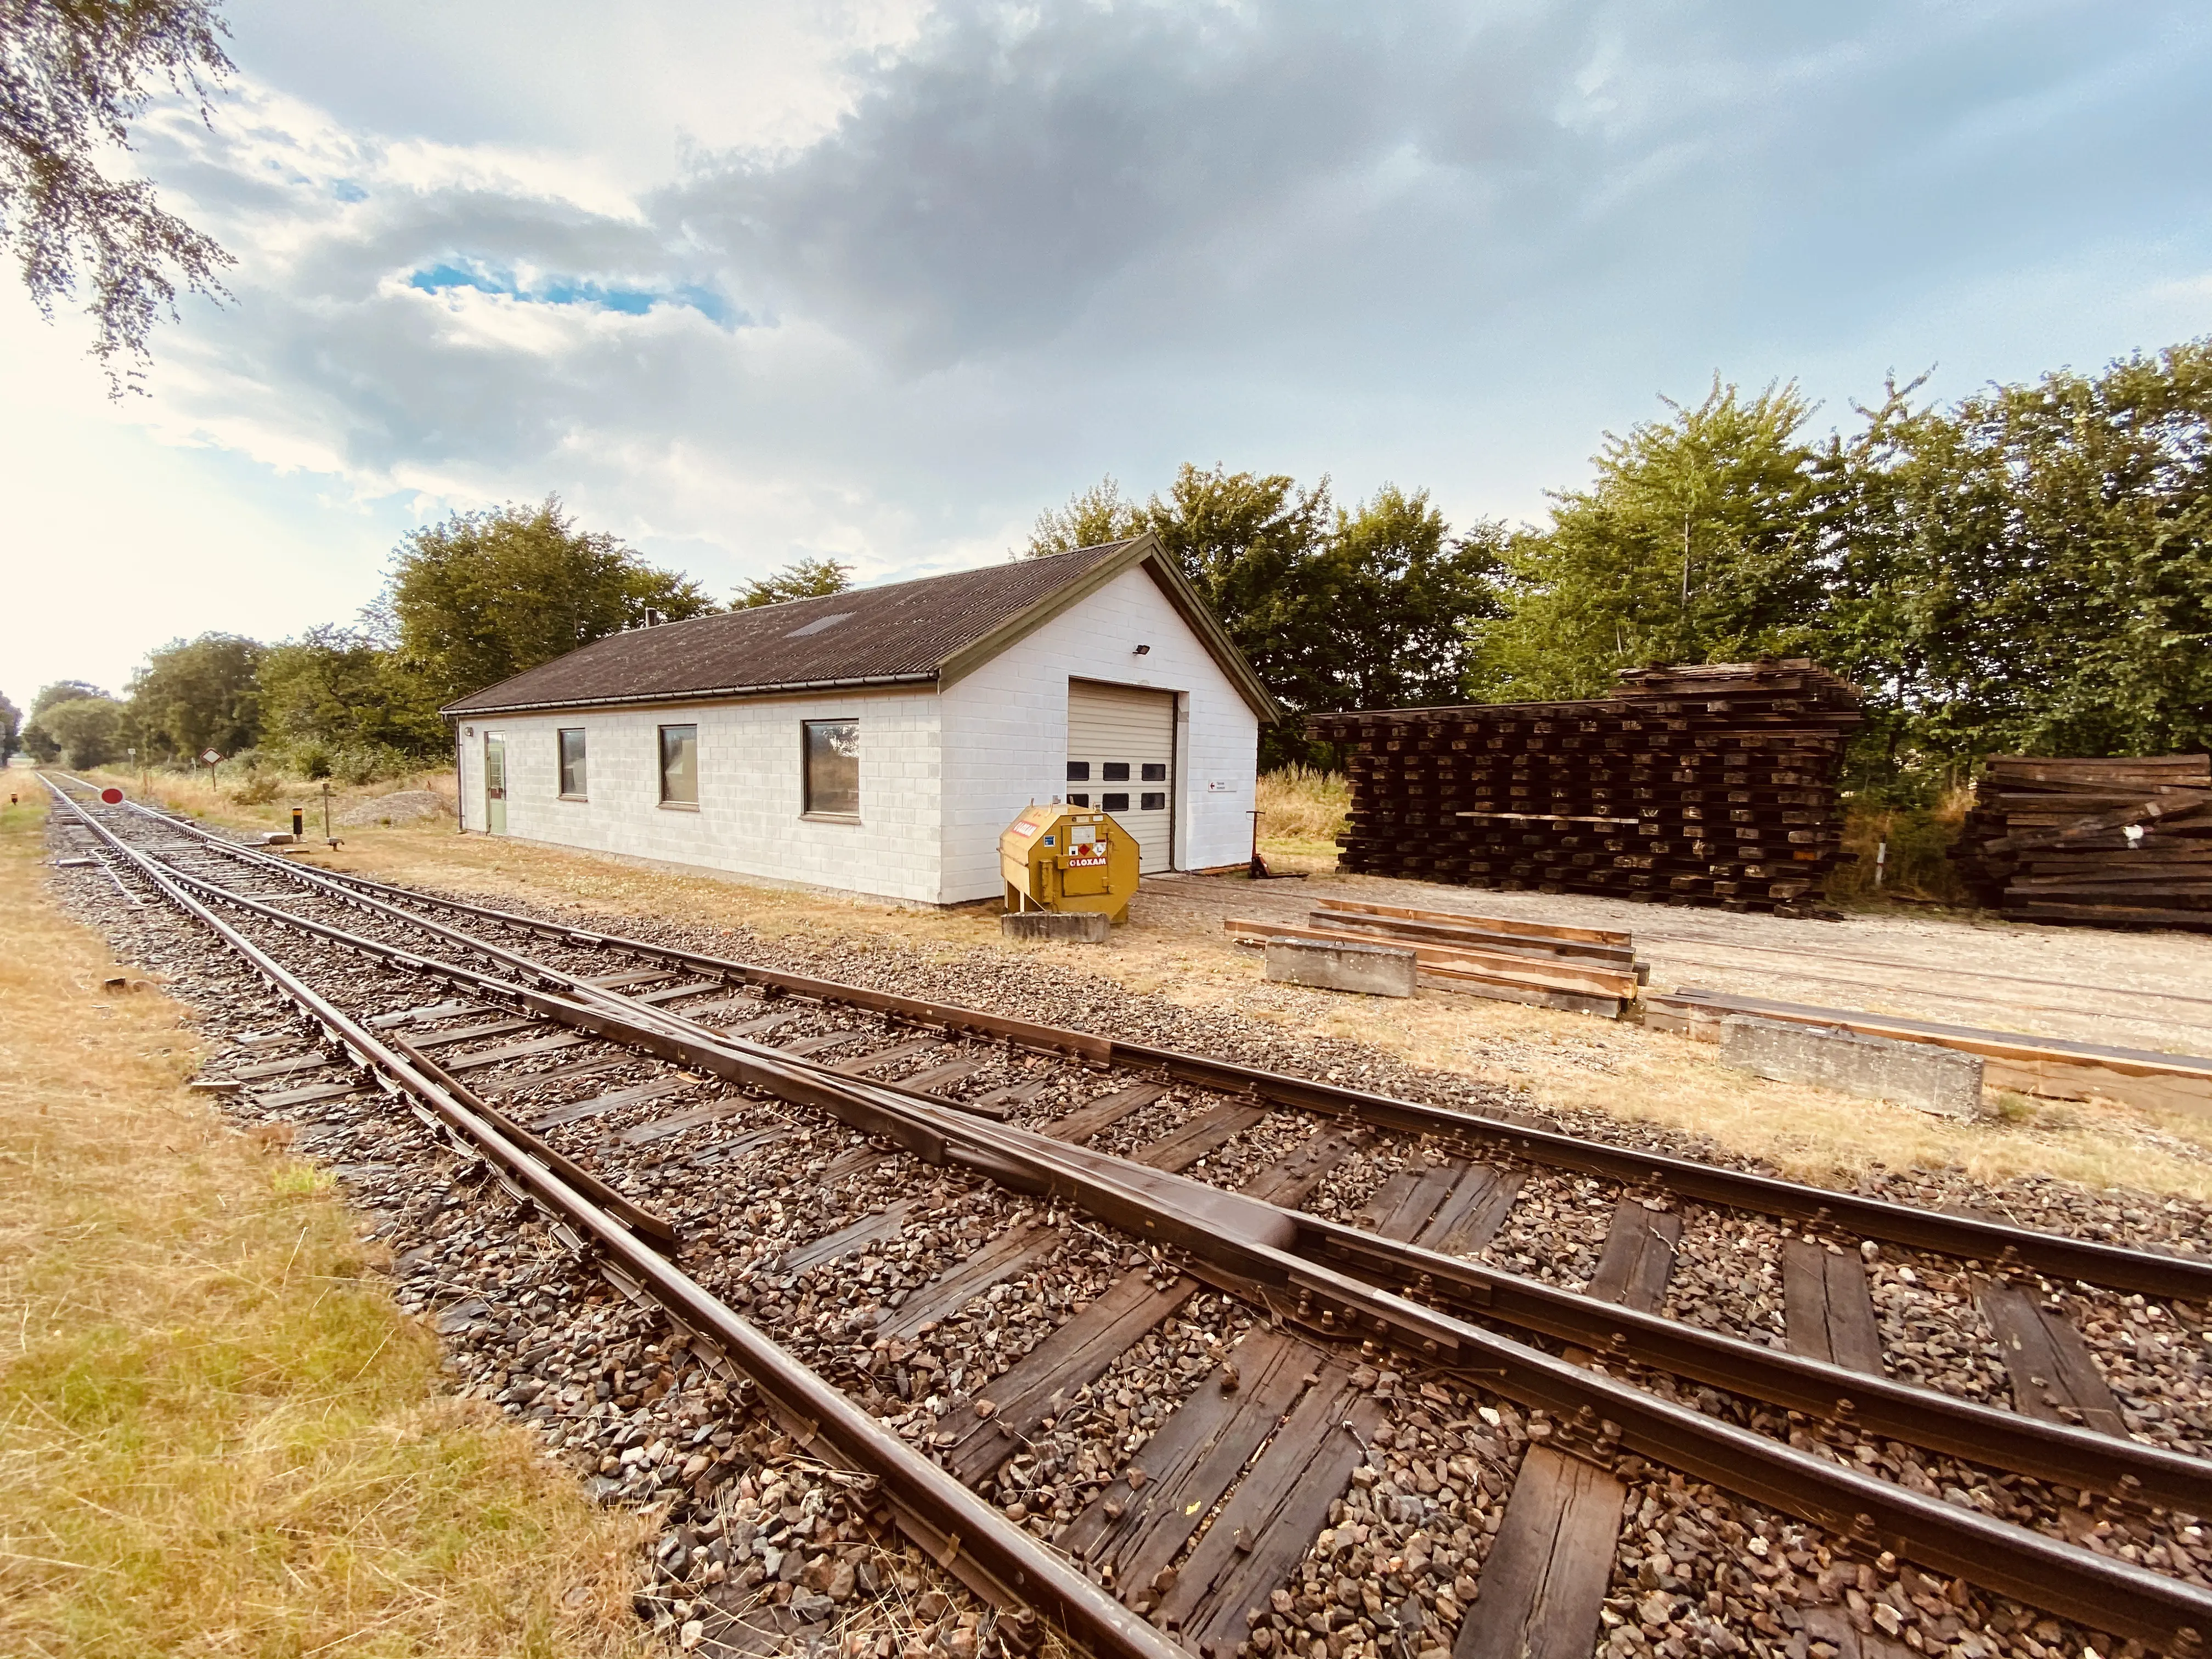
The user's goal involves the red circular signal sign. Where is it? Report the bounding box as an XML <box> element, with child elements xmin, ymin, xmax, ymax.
<box><xmin>99</xmin><ymin>787</ymin><xmax>124</xmax><ymax>804</ymax></box>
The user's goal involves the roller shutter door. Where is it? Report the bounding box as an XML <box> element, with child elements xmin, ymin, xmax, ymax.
<box><xmin>1066</xmin><ymin>680</ymin><xmax>1176</xmax><ymax>873</ymax></box>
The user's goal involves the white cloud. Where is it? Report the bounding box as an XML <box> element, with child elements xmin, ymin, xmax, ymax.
<box><xmin>6</xmin><ymin>0</ymin><xmax>2212</xmax><ymax>709</ymax></box>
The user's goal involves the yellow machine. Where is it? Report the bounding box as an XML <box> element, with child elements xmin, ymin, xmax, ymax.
<box><xmin>1000</xmin><ymin>803</ymin><xmax>1141</xmax><ymax>924</ymax></box>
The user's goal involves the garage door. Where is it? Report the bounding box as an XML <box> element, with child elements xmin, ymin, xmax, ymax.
<box><xmin>1066</xmin><ymin>680</ymin><xmax>1176</xmax><ymax>873</ymax></box>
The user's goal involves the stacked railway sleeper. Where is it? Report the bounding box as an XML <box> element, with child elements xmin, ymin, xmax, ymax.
<box><xmin>1307</xmin><ymin>660</ymin><xmax>1861</xmax><ymax>915</ymax></box>
<box><xmin>41</xmin><ymin>777</ymin><xmax>2212</xmax><ymax>1659</ymax></box>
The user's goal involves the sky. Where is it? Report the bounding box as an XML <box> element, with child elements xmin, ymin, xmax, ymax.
<box><xmin>7</xmin><ymin>0</ymin><xmax>2212</xmax><ymax>707</ymax></box>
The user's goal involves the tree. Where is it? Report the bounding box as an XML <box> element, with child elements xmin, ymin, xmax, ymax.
<box><xmin>2</xmin><ymin>0</ymin><xmax>235</xmax><ymax>388</ymax></box>
<box><xmin>1025</xmin><ymin>477</ymin><xmax>1141</xmax><ymax>556</ymax></box>
<box><xmin>128</xmin><ymin>630</ymin><xmax>262</xmax><ymax>758</ymax></box>
<box><xmin>1310</xmin><ymin>487</ymin><xmax>1505</xmax><ymax>710</ymax></box>
<box><xmin>1476</xmin><ymin>380</ymin><xmax>1832</xmax><ymax>701</ymax></box>
<box><xmin>385</xmin><ymin>496</ymin><xmax>717</xmax><ymax>705</ymax></box>
<box><xmin>257</xmin><ymin>625</ymin><xmax>444</xmax><ymax>757</ymax></box>
<box><xmin>20</xmin><ymin>679</ymin><xmax>107</xmax><ymax>761</ymax></box>
<box><xmin>736</xmin><ymin>556</ymin><xmax>853</xmax><ymax>608</ymax></box>
<box><xmin>0</xmin><ymin>691</ymin><xmax>19</xmax><ymax>764</ymax></box>
<box><xmin>31</xmin><ymin>693</ymin><xmax>125</xmax><ymax>766</ymax></box>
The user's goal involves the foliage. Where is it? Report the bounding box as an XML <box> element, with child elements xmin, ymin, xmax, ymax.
<box><xmin>1314</xmin><ymin>488</ymin><xmax>1504</xmax><ymax>711</ymax></box>
<box><xmin>736</xmin><ymin>555</ymin><xmax>852</xmax><ymax>608</ymax></box>
<box><xmin>127</xmin><ymin>630</ymin><xmax>262</xmax><ymax>759</ymax></box>
<box><xmin>31</xmin><ymin>693</ymin><xmax>126</xmax><ymax>766</ymax></box>
<box><xmin>0</xmin><ymin>691</ymin><xmax>18</xmax><ymax>764</ymax></box>
<box><xmin>1475</xmin><ymin>380</ymin><xmax>1831</xmax><ymax>701</ymax></box>
<box><xmin>1026</xmin><ymin>476</ymin><xmax>1142</xmax><ymax>555</ymax></box>
<box><xmin>0</xmin><ymin>0</ymin><xmax>236</xmax><ymax>390</ymax></box>
<box><xmin>1825</xmin><ymin>345</ymin><xmax>2212</xmax><ymax>776</ymax></box>
<box><xmin>20</xmin><ymin>680</ymin><xmax>110</xmax><ymax>762</ymax></box>
<box><xmin>257</xmin><ymin>625</ymin><xmax>444</xmax><ymax>759</ymax></box>
<box><xmin>385</xmin><ymin>496</ymin><xmax>716</xmax><ymax>706</ymax></box>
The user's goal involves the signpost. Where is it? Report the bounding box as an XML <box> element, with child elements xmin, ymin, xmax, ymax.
<box><xmin>201</xmin><ymin>749</ymin><xmax>221</xmax><ymax>793</ymax></box>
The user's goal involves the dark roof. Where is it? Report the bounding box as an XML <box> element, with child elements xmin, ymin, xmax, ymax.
<box><xmin>442</xmin><ymin>536</ymin><xmax>1280</xmax><ymax>720</ymax></box>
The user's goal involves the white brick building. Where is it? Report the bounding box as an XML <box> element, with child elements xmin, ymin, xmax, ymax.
<box><xmin>443</xmin><ymin>537</ymin><xmax>1278</xmax><ymax>905</ymax></box>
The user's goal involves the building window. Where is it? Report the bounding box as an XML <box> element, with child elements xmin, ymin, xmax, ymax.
<box><xmin>1066</xmin><ymin>793</ymin><xmax>1090</xmax><ymax>808</ymax></box>
<box><xmin>659</xmin><ymin>724</ymin><xmax>698</xmax><ymax>806</ymax></box>
<box><xmin>1102</xmin><ymin>761</ymin><xmax>1130</xmax><ymax>781</ymax></box>
<box><xmin>804</xmin><ymin>719</ymin><xmax>860</xmax><ymax>817</ymax></box>
<box><xmin>1103</xmin><ymin>792</ymin><xmax>1130</xmax><ymax>812</ymax></box>
<box><xmin>558</xmin><ymin>729</ymin><xmax>588</xmax><ymax>798</ymax></box>
<box><xmin>1141</xmin><ymin>792</ymin><xmax>1165</xmax><ymax>811</ymax></box>
<box><xmin>1066</xmin><ymin>761</ymin><xmax>1090</xmax><ymax>781</ymax></box>
<box><xmin>1141</xmin><ymin>762</ymin><xmax>1166</xmax><ymax>782</ymax></box>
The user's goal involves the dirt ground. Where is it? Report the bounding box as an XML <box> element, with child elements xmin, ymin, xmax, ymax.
<box><xmin>61</xmin><ymin>760</ymin><xmax>2212</xmax><ymax>1205</ymax></box>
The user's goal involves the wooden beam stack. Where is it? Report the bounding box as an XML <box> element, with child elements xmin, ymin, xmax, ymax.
<box><xmin>1305</xmin><ymin>659</ymin><xmax>1861</xmax><ymax>916</ymax></box>
<box><xmin>1224</xmin><ymin>897</ymin><xmax>1646</xmax><ymax>1017</ymax></box>
<box><xmin>1950</xmin><ymin>755</ymin><xmax>2212</xmax><ymax>932</ymax></box>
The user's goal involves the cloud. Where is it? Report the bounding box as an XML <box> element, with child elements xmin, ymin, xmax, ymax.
<box><xmin>39</xmin><ymin>0</ymin><xmax>2212</xmax><ymax>627</ymax></box>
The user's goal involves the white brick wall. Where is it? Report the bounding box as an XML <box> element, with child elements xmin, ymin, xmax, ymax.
<box><xmin>936</xmin><ymin>565</ymin><xmax>1261</xmax><ymax>900</ymax></box>
<box><xmin>452</xmin><ymin>565</ymin><xmax>1261</xmax><ymax>906</ymax></box>
<box><xmin>455</xmin><ymin>689</ymin><xmax>945</xmax><ymax>902</ymax></box>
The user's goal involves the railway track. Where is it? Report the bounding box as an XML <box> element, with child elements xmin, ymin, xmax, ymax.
<box><xmin>41</xmin><ymin>775</ymin><xmax>2212</xmax><ymax>1659</ymax></box>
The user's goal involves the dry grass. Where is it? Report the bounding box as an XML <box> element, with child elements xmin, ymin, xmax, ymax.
<box><xmin>1254</xmin><ymin>768</ymin><xmax>1347</xmax><ymax>864</ymax></box>
<box><xmin>0</xmin><ymin>781</ymin><xmax>650</xmax><ymax>1659</ymax></box>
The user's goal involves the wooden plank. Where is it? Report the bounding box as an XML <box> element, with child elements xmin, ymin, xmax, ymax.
<box><xmin>682</xmin><ymin>1126</ymin><xmax>782</xmax><ymax>1168</ymax></box>
<box><xmin>1057</xmin><ymin>1329</ymin><xmax>1305</xmax><ymax>1566</ymax></box>
<box><xmin>1239</xmin><ymin>1131</ymin><xmax>1360</xmax><ymax>1207</ymax></box>
<box><xmin>481</xmin><ymin>1054</ymin><xmax>630</xmax><ymax>1100</ymax></box>
<box><xmin>776</xmin><ymin>1030</ymin><xmax>870</xmax><ymax>1058</ymax></box>
<box><xmin>874</xmin><ymin>1222</ymin><xmax>1062</xmax><ymax>1343</ymax></box>
<box><xmin>946</xmin><ymin>1272</ymin><xmax>1198</xmax><ymax>1485</ymax></box>
<box><xmin>900</xmin><ymin>1056</ymin><xmax>993</xmax><ymax>1095</ymax></box>
<box><xmin>1415</xmin><ymin>1165</ymin><xmax>1526</xmax><ymax>1257</ymax></box>
<box><xmin>961</xmin><ymin>1075</ymin><xmax>1058</xmax><ymax>1116</ymax></box>
<box><xmin>408</xmin><ymin>1015</ymin><xmax>536</xmax><ymax>1051</ymax></box>
<box><xmin>824</xmin><ymin>1036</ymin><xmax>943</xmax><ymax>1075</ymax></box>
<box><xmin>1160</xmin><ymin>1374</ymin><xmax>1387</xmax><ymax>1654</ymax></box>
<box><xmin>1453</xmin><ymin>1447</ymin><xmax>1628</xmax><ymax>1659</ymax></box>
<box><xmin>1042</xmin><ymin>1082</ymin><xmax>1169</xmax><ymax>1144</ymax></box>
<box><xmin>1977</xmin><ymin>1282</ymin><xmax>2129</xmax><ymax>1438</ymax></box>
<box><xmin>1223</xmin><ymin>917</ymin><xmax>1637</xmax><ymax>998</ymax></box>
<box><xmin>1585</xmin><ymin>1203</ymin><xmax>1681</xmax><ymax>1312</ymax></box>
<box><xmin>253</xmin><ymin>1079</ymin><xmax>363</xmax><ymax>1108</ymax></box>
<box><xmin>1107</xmin><ymin>1346</ymin><xmax>1330</xmax><ymax>1603</ymax></box>
<box><xmin>1312</xmin><ymin>896</ymin><xmax>1632</xmax><ymax>950</ymax></box>
<box><xmin>1800</xmin><ymin>1605</ymin><xmax>1918</xmax><ymax>1659</ymax></box>
<box><xmin>1368</xmin><ymin>1162</ymin><xmax>1462</xmax><ymax>1242</ymax></box>
<box><xmin>441</xmin><ymin>1031</ymin><xmax>590</xmax><ymax>1072</ymax></box>
<box><xmin>529</xmin><ymin>1075</ymin><xmax>688</xmax><ymax>1131</ymax></box>
<box><xmin>780</xmin><ymin>1201</ymin><xmax>913</xmax><ymax>1274</ymax></box>
<box><xmin>1782</xmin><ymin>1240</ymin><xmax>1884</xmax><ymax>1374</ymax></box>
<box><xmin>630</xmin><ymin>978</ymin><xmax>727</xmax><ymax>1005</ymax></box>
<box><xmin>1312</xmin><ymin>907</ymin><xmax>1636</xmax><ymax>967</ymax></box>
<box><xmin>228</xmin><ymin>1051</ymin><xmax>336</xmax><ymax>1081</ymax></box>
<box><xmin>618</xmin><ymin>1101</ymin><xmax>743</xmax><ymax>1146</ymax></box>
<box><xmin>1134</xmin><ymin>1102</ymin><xmax>1267</xmax><ymax>1172</ymax></box>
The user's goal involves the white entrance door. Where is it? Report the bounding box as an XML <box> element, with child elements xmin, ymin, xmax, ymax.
<box><xmin>1066</xmin><ymin>680</ymin><xmax>1176</xmax><ymax>873</ymax></box>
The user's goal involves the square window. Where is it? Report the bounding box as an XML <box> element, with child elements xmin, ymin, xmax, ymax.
<box><xmin>1102</xmin><ymin>761</ymin><xmax>1130</xmax><ymax>782</ymax></box>
<box><xmin>1066</xmin><ymin>793</ymin><xmax>1090</xmax><ymax>808</ymax></box>
<box><xmin>1066</xmin><ymin>761</ymin><xmax>1090</xmax><ymax>781</ymax></box>
<box><xmin>1141</xmin><ymin>792</ymin><xmax>1165</xmax><ymax>811</ymax></box>
<box><xmin>1102</xmin><ymin>792</ymin><xmax>1130</xmax><ymax>812</ymax></box>
<box><xmin>804</xmin><ymin>719</ymin><xmax>860</xmax><ymax>816</ymax></box>
<box><xmin>1141</xmin><ymin>762</ymin><xmax>1166</xmax><ymax>782</ymax></box>
<box><xmin>658</xmin><ymin>725</ymin><xmax>698</xmax><ymax>805</ymax></box>
<box><xmin>558</xmin><ymin>728</ymin><xmax>587</xmax><ymax>798</ymax></box>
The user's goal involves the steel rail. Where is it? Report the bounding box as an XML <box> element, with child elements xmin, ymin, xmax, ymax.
<box><xmin>71</xmin><ymin>794</ymin><xmax>2212</xmax><ymax>1521</ymax></box>
<box><xmin>40</xmin><ymin>780</ymin><xmax>1192</xmax><ymax>1659</ymax></box>
<box><xmin>115</xmin><ymin>797</ymin><xmax>2212</xmax><ymax>1304</ymax></box>
<box><xmin>65</xmin><ymin>795</ymin><xmax>2212</xmax><ymax>1509</ymax></box>
<box><xmin>59</xmin><ymin>788</ymin><xmax>2212</xmax><ymax>1652</ymax></box>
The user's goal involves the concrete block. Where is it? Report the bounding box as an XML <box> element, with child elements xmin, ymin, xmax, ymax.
<box><xmin>1720</xmin><ymin>1015</ymin><xmax>1987</xmax><ymax>1118</ymax></box>
<box><xmin>1001</xmin><ymin>910</ymin><xmax>1110</xmax><ymax>944</ymax></box>
<box><xmin>1264</xmin><ymin>935</ymin><xmax>1417</xmax><ymax>998</ymax></box>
